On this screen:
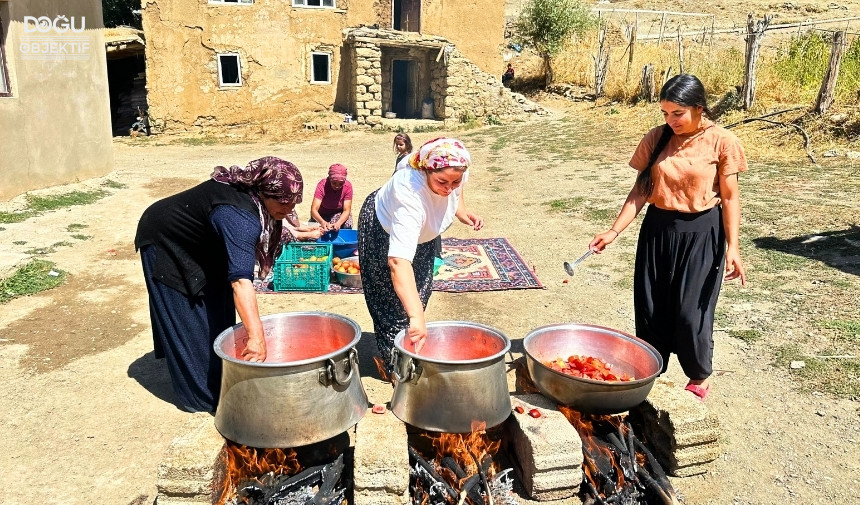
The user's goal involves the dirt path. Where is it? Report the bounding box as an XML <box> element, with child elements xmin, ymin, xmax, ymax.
<box><xmin>0</xmin><ymin>100</ymin><xmax>858</xmax><ymax>505</ymax></box>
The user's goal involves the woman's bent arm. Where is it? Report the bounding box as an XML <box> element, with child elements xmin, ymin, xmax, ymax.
<box><xmin>590</xmin><ymin>186</ymin><xmax>648</xmax><ymax>252</ymax></box>
<box><xmin>232</xmin><ymin>278</ymin><xmax>267</xmax><ymax>361</ymax></box>
<box><xmin>389</xmin><ymin>257</ymin><xmax>427</xmax><ymax>352</ymax></box>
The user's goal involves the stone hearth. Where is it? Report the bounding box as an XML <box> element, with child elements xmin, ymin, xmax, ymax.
<box><xmin>155</xmin><ymin>354</ymin><xmax>721</xmax><ymax>504</ymax></box>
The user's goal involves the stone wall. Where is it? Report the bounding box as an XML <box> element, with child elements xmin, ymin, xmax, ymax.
<box><xmin>444</xmin><ymin>46</ymin><xmax>544</xmax><ymax>124</ymax></box>
<box><xmin>141</xmin><ymin>0</ymin><xmax>507</xmax><ymax>133</ymax></box>
<box><xmin>347</xmin><ymin>28</ymin><xmax>544</xmax><ymax>128</ymax></box>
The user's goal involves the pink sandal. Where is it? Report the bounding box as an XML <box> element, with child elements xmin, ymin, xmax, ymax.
<box><xmin>685</xmin><ymin>383</ymin><xmax>711</xmax><ymax>401</ymax></box>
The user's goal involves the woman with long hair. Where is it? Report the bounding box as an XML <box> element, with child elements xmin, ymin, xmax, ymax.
<box><xmin>589</xmin><ymin>74</ymin><xmax>747</xmax><ymax>401</ymax></box>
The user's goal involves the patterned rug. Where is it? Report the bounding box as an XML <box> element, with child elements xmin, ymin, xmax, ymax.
<box><xmin>256</xmin><ymin>237</ymin><xmax>543</xmax><ymax>294</ymax></box>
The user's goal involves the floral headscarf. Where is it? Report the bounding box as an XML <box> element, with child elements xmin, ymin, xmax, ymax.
<box><xmin>408</xmin><ymin>137</ymin><xmax>471</xmax><ymax>171</ymax></box>
<box><xmin>211</xmin><ymin>156</ymin><xmax>304</xmax><ymax>278</ymax></box>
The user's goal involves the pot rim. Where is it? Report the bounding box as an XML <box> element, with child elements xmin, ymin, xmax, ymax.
<box><xmin>523</xmin><ymin>322</ymin><xmax>663</xmax><ymax>386</ymax></box>
<box><xmin>213</xmin><ymin>311</ymin><xmax>361</xmax><ymax>367</ymax></box>
<box><xmin>394</xmin><ymin>320</ymin><xmax>511</xmax><ymax>364</ymax></box>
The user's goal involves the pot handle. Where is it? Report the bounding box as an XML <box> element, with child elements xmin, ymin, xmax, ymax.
<box><xmin>390</xmin><ymin>348</ymin><xmax>418</xmax><ymax>384</ymax></box>
<box><xmin>321</xmin><ymin>348</ymin><xmax>357</xmax><ymax>387</ymax></box>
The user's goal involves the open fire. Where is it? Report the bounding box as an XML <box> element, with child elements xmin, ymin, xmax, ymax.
<box><xmin>408</xmin><ymin>427</ymin><xmax>518</xmax><ymax>505</ymax></box>
<box><xmin>216</xmin><ymin>439</ymin><xmax>350</xmax><ymax>505</ymax></box>
<box><xmin>559</xmin><ymin>408</ymin><xmax>679</xmax><ymax>505</ymax></box>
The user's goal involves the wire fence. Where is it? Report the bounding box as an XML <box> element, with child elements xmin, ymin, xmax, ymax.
<box><xmin>551</xmin><ymin>9</ymin><xmax>860</xmax><ymax>111</ymax></box>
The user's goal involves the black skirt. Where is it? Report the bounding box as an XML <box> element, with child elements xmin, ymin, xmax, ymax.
<box><xmin>358</xmin><ymin>190</ymin><xmax>436</xmax><ymax>371</ymax></box>
<box><xmin>633</xmin><ymin>205</ymin><xmax>725</xmax><ymax>380</ymax></box>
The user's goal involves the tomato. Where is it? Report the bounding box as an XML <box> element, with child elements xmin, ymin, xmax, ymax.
<box><xmin>545</xmin><ymin>355</ymin><xmax>634</xmax><ymax>382</ymax></box>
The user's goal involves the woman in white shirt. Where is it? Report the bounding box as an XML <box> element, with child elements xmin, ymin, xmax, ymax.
<box><xmin>358</xmin><ymin>137</ymin><xmax>483</xmax><ymax>372</ymax></box>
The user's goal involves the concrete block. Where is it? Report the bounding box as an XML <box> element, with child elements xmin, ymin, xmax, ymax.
<box><xmin>156</xmin><ymin>414</ymin><xmax>224</xmax><ymax>505</ymax></box>
<box><xmin>632</xmin><ymin>379</ymin><xmax>722</xmax><ymax>476</ymax></box>
<box><xmin>508</xmin><ymin>395</ymin><xmax>582</xmax><ymax>501</ymax></box>
<box><xmin>354</xmin><ymin>408</ymin><xmax>409</xmax><ymax>494</ymax></box>
<box><xmin>354</xmin><ymin>488</ymin><xmax>409</xmax><ymax>505</ymax></box>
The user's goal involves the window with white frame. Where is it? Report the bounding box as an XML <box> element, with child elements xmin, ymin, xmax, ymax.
<box><xmin>217</xmin><ymin>53</ymin><xmax>242</xmax><ymax>87</ymax></box>
<box><xmin>293</xmin><ymin>0</ymin><xmax>336</xmax><ymax>8</ymax></box>
<box><xmin>0</xmin><ymin>9</ymin><xmax>10</xmax><ymax>96</ymax></box>
<box><xmin>209</xmin><ymin>0</ymin><xmax>254</xmax><ymax>4</ymax></box>
<box><xmin>310</xmin><ymin>52</ymin><xmax>331</xmax><ymax>84</ymax></box>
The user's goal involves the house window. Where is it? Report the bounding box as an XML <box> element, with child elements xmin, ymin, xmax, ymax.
<box><xmin>310</xmin><ymin>52</ymin><xmax>331</xmax><ymax>84</ymax></box>
<box><xmin>0</xmin><ymin>11</ymin><xmax>10</xmax><ymax>96</ymax></box>
<box><xmin>209</xmin><ymin>0</ymin><xmax>254</xmax><ymax>4</ymax></box>
<box><xmin>293</xmin><ymin>0</ymin><xmax>336</xmax><ymax>8</ymax></box>
<box><xmin>218</xmin><ymin>53</ymin><xmax>242</xmax><ymax>87</ymax></box>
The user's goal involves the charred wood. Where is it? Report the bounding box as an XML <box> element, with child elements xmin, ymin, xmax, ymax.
<box><xmin>631</xmin><ymin>437</ymin><xmax>674</xmax><ymax>495</ymax></box>
<box><xmin>409</xmin><ymin>445</ymin><xmax>458</xmax><ymax>502</ymax></box>
<box><xmin>442</xmin><ymin>457</ymin><xmax>467</xmax><ymax>480</ymax></box>
<box><xmin>470</xmin><ymin>451</ymin><xmax>493</xmax><ymax>505</ymax></box>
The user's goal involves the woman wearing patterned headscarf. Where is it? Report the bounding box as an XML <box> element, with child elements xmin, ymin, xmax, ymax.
<box><xmin>134</xmin><ymin>156</ymin><xmax>303</xmax><ymax>412</ymax></box>
<box><xmin>358</xmin><ymin>137</ymin><xmax>484</xmax><ymax>371</ymax></box>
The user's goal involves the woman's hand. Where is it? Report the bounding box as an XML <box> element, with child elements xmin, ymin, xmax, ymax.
<box><xmin>458</xmin><ymin>212</ymin><xmax>484</xmax><ymax>231</ymax></box>
<box><xmin>241</xmin><ymin>335</ymin><xmax>267</xmax><ymax>362</ymax></box>
<box><xmin>407</xmin><ymin>313</ymin><xmax>428</xmax><ymax>354</ymax></box>
<box><xmin>724</xmin><ymin>246</ymin><xmax>747</xmax><ymax>286</ymax></box>
<box><xmin>331</xmin><ymin>221</ymin><xmax>342</xmax><ymax>232</ymax></box>
<box><xmin>589</xmin><ymin>229</ymin><xmax>619</xmax><ymax>253</ymax></box>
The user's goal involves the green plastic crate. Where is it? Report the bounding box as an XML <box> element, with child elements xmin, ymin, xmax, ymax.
<box><xmin>273</xmin><ymin>243</ymin><xmax>333</xmax><ymax>292</ymax></box>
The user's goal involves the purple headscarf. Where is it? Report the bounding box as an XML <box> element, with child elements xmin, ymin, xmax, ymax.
<box><xmin>211</xmin><ymin>156</ymin><xmax>304</xmax><ymax>278</ymax></box>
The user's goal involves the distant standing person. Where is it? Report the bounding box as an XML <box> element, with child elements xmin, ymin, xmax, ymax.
<box><xmin>359</xmin><ymin>137</ymin><xmax>483</xmax><ymax>370</ymax></box>
<box><xmin>588</xmin><ymin>74</ymin><xmax>747</xmax><ymax>402</ymax></box>
<box><xmin>501</xmin><ymin>63</ymin><xmax>515</xmax><ymax>87</ymax></box>
<box><xmin>393</xmin><ymin>133</ymin><xmax>413</xmax><ymax>174</ymax></box>
<box><xmin>135</xmin><ymin>157</ymin><xmax>304</xmax><ymax>412</ymax></box>
<box><xmin>310</xmin><ymin>163</ymin><xmax>353</xmax><ymax>232</ymax></box>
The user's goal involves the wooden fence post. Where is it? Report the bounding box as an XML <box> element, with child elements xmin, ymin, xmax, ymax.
<box><xmin>742</xmin><ymin>13</ymin><xmax>772</xmax><ymax>110</ymax></box>
<box><xmin>815</xmin><ymin>31</ymin><xmax>847</xmax><ymax>115</ymax></box>
<box><xmin>709</xmin><ymin>15</ymin><xmax>716</xmax><ymax>50</ymax></box>
<box><xmin>658</xmin><ymin>12</ymin><xmax>667</xmax><ymax>43</ymax></box>
<box><xmin>640</xmin><ymin>64</ymin><xmax>655</xmax><ymax>102</ymax></box>
<box><xmin>626</xmin><ymin>22</ymin><xmax>637</xmax><ymax>80</ymax></box>
<box><xmin>594</xmin><ymin>28</ymin><xmax>610</xmax><ymax>97</ymax></box>
<box><xmin>677</xmin><ymin>28</ymin><xmax>684</xmax><ymax>74</ymax></box>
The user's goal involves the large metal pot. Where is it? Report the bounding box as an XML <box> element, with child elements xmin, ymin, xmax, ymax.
<box><xmin>213</xmin><ymin>312</ymin><xmax>367</xmax><ymax>448</ymax></box>
<box><xmin>523</xmin><ymin>323</ymin><xmax>663</xmax><ymax>414</ymax></box>
<box><xmin>390</xmin><ymin>321</ymin><xmax>511</xmax><ymax>433</ymax></box>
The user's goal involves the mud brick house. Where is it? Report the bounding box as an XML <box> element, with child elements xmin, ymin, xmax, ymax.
<box><xmin>141</xmin><ymin>0</ymin><xmax>537</xmax><ymax>131</ymax></box>
<box><xmin>0</xmin><ymin>0</ymin><xmax>114</xmax><ymax>200</ymax></box>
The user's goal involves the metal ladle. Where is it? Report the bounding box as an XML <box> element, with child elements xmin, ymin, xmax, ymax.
<box><xmin>563</xmin><ymin>250</ymin><xmax>594</xmax><ymax>276</ymax></box>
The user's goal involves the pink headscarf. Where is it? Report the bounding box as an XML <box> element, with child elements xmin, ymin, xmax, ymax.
<box><xmin>328</xmin><ymin>163</ymin><xmax>348</xmax><ymax>182</ymax></box>
<box><xmin>408</xmin><ymin>137</ymin><xmax>471</xmax><ymax>171</ymax></box>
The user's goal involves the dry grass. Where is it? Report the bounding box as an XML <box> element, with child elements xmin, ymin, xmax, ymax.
<box><xmin>551</xmin><ymin>27</ymin><xmax>860</xmax><ymax>113</ymax></box>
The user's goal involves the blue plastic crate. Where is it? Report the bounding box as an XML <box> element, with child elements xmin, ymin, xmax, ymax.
<box><xmin>273</xmin><ymin>243</ymin><xmax>332</xmax><ymax>292</ymax></box>
<box><xmin>317</xmin><ymin>229</ymin><xmax>359</xmax><ymax>259</ymax></box>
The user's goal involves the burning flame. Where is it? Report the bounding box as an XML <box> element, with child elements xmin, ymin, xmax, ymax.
<box><xmin>428</xmin><ymin>424</ymin><xmax>500</xmax><ymax>478</ymax></box>
<box><xmin>559</xmin><ymin>406</ymin><xmax>638</xmax><ymax>498</ymax></box>
<box><xmin>216</xmin><ymin>441</ymin><xmax>301</xmax><ymax>505</ymax></box>
<box><xmin>373</xmin><ymin>356</ymin><xmax>393</xmax><ymax>384</ymax></box>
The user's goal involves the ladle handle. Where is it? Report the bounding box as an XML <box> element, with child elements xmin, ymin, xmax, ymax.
<box><xmin>572</xmin><ymin>249</ymin><xmax>593</xmax><ymax>266</ymax></box>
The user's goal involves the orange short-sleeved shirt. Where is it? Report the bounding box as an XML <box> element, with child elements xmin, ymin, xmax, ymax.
<box><xmin>629</xmin><ymin>119</ymin><xmax>747</xmax><ymax>212</ymax></box>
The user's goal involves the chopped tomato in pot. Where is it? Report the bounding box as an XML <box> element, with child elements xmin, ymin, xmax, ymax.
<box><xmin>545</xmin><ymin>354</ymin><xmax>634</xmax><ymax>382</ymax></box>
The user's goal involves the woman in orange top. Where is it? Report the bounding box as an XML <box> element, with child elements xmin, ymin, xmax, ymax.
<box><xmin>589</xmin><ymin>74</ymin><xmax>747</xmax><ymax>402</ymax></box>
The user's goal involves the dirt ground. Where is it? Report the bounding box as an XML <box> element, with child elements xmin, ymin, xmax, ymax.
<box><xmin>0</xmin><ymin>96</ymin><xmax>858</xmax><ymax>505</ymax></box>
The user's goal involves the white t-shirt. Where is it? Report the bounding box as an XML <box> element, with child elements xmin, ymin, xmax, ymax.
<box><xmin>394</xmin><ymin>155</ymin><xmax>411</xmax><ymax>173</ymax></box>
<box><xmin>374</xmin><ymin>168</ymin><xmax>468</xmax><ymax>260</ymax></box>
